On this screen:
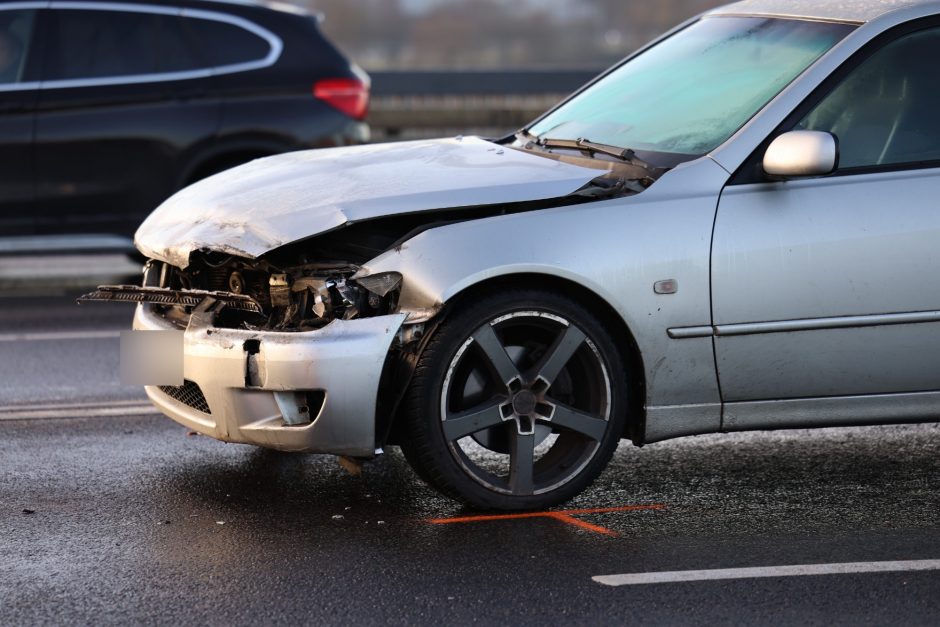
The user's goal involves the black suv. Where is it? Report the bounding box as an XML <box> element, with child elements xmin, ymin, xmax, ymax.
<box><xmin>0</xmin><ymin>0</ymin><xmax>369</xmax><ymax>247</ymax></box>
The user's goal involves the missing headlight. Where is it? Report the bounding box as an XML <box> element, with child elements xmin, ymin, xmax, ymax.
<box><xmin>132</xmin><ymin>254</ymin><xmax>404</xmax><ymax>331</ymax></box>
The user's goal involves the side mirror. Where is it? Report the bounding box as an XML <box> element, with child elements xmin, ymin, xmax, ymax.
<box><xmin>762</xmin><ymin>130</ymin><xmax>838</xmax><ymax>178</ymax></box>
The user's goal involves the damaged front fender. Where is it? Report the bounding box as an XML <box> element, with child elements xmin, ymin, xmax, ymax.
<box><xmin>355</xmin><ymin>206</ymin><xmax>628</xmax><ymax>326</ymax></box>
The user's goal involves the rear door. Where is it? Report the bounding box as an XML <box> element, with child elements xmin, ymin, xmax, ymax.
<box><xmin>0</xmin><ymin>6</ymin><xmax>41</xmax><ymax>236</ymax></box>
<box><xmin>711</xmin><ymin>21</ymin><xmax>940</xmax><ymax>406</ymax></box>
<box><xmin>32</xmin><ymin>5</ymin><xmax>219</xmax><ymax>237</ymax></box>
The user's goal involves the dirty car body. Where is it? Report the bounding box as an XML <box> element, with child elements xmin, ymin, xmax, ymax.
<box><xmin>88</xmin><ymin>0</ymin><xmax>940</xmax><ymax>510</ymax></box>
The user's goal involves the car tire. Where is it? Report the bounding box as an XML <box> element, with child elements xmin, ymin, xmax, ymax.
<box><xmin>399</xmin><ymin>288</ymin><xmax>628</xmax><ymax>511</ymax></box>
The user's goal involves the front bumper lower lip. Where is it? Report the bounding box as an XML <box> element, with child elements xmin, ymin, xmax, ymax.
<box><xmin>134</xmin><ymin>304</ymin><xmax>407</xmax><ymax>456</ymax></box>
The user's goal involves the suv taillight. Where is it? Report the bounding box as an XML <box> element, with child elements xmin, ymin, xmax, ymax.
<box><xmin>313</xmin><ymin>78</ymin><xmax>369</xmax><ymax>121</ymax></box>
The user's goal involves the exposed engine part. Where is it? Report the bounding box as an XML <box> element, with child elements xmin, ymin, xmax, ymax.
<box><xmin>269</xmin><ymin>273</ymin><xmax>290</xmax><ymax>308</ymax></box>
<box><xmin>228</xmin><ymin>271</ymin><xmax>245</xmax><ymax>294</ymax></box>
<box><xmin>99</xmin><ymin>256</ymin><xmax>406</xmax><ymax>332</ymax></box>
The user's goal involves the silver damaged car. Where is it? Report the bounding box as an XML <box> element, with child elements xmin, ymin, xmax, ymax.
<box><xmin>83</xmin><ymin>0</ymin><xmax>940</xmax><ymax>510</ymax></box>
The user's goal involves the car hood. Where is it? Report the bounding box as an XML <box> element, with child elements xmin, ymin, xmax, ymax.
<box><xmin>135</xmin><ymin>136</ymin><xmax>602</xmax><ymax>269</ymax></box>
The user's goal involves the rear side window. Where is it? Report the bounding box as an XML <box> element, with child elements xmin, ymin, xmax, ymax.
<box><xmin>0</xmin><ymin>9</ymin><xmax>37</xmax><ymax>84</ymax></box>
<box><xmin>183</xmin><ymin>17</ymin><xmax>270</xmax><ymax>67</ymax></box>
<box><xmin>158</xmin><ymin>16</ymin><xmax>202</xmax><ymax>73</ymax></box>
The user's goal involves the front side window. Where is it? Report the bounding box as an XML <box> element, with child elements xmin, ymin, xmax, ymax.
<box><xmin>0</xmin><ymin>9</ymin><xmax>37</xmax><ymax>84</ymax></box>
<box><xmin>45</xmin><ymin>10</ymin><xmax>166</xmax><ymax>80</ymax></box>
<box><xmin>798</xmin><ymin>26</ymin><xmax>940</xmax><ymax>169</ymax></box>
<box><xmin>528</xmin><ymin>16</ymin><xmax>853</xmax><ymax>160</ymax></box>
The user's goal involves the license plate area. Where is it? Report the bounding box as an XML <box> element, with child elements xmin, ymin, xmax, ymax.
<box><xmin>120</xmin><ymin>330</ymin><xmax>184</xmax><ymax>385</ymax></box>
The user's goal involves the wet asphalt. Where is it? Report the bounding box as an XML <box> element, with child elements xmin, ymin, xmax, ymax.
<box><xmin>1</xmin><ymin>291</ymin><xmax>939</xmax><ymax>625</ymax></box>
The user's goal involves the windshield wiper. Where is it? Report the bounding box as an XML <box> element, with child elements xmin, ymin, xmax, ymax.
<box><xmin>535</xmin><ymin>136</ymin><xmax>663</xmax><ymax>175</ymax></box>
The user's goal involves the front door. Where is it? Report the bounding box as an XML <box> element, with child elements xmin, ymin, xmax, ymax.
<box><xmin>712</xmin><ymin>22</ymin><xmax>940</xmax><ymax>404</ymax></box>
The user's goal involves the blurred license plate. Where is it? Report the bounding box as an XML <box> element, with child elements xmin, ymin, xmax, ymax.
<box><xmin>120</xmin><ymin>330</ymin><xmax>184</xmax><ymax>386</ymax></box>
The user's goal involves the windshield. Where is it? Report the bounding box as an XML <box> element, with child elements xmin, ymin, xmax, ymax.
<box><xmin>528</xmin><ymin>16</ymin><xmax>854</xmax><ymax>160</ymax></box>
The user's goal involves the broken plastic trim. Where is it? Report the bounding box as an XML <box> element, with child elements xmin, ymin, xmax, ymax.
<box><xmin>355</xmin><ymin>272</ymin><xmax>402</xmax><ymax>297</ymax></box>
<box><xmin>77</xmin><ymin>285</ymin><xmax>264</xmax><ymax>314</ymax></box>
<box><xmin>402</xmin><ymin>307</ymin><xmax>440</xmax><ymax>324</ymax></box>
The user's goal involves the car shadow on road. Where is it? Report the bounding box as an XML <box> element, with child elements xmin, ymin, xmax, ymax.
<box><xmin>145</xmin><ymin>422</ymin><xmax>940</xmax><ymax>545</ymax></box>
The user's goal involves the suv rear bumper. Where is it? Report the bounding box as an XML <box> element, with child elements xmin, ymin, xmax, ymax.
<box><xmin>133</xmin><ymin>304</ymin><xmax>406</xmax><ymax>456</ymax></box>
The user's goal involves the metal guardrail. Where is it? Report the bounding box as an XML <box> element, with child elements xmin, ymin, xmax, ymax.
<box><xmin>0</xmin><ymin>234</ymin><xmax>136</xmax><ymax>256</ymax></box>
<box><xmin>370</xmin><ymin>70</ymin><xmax>600</xmax><ymax>96</ymax></box>
<box><xmin>368</xmin><ymin>70</ymin><xmax>601</xmax><ymax>141</ymax></box>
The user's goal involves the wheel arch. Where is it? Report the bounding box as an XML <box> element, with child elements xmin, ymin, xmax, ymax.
<box><xmin>379</xmin><ymin>272</ymin><xmax>647</xmax><ymax>448</ymax></box>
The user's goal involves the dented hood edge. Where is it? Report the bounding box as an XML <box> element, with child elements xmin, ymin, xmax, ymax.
<box><xmin>135</xmin><ymin>136</ymin><xmax>603</xmax><ymax>269</ymax></box>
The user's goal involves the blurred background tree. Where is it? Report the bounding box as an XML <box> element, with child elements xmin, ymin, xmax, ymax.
<box><xmin>301</xmin><ymin>0</ymin><xmax>727</xmax><ymax>70</ymax></box>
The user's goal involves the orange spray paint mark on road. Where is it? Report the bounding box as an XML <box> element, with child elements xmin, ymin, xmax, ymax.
<box><xmin>426</xmin><ymin>504</ymin><xmax>665</xmax><ymax>537</ymax></box>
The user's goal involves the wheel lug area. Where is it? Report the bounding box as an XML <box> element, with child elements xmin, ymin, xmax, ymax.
<box><xmin>499</xmin><ymin>377</ymin><xmax>556</xmax><ymax>434</ymax></box>
<box><xmin>511</xmin><ymin>389</ymin><xmax>538</xmax><ymax>417</ymax></box>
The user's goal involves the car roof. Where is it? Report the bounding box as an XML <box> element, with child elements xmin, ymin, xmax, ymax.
<box><xmin>709</xmin><ymin>0</ymin><xmax>938</xmax><ymax>24</ymax></box>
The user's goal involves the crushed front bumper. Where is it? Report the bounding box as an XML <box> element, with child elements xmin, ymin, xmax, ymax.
<box><xmin>133</xmin><ymin>304</ymin><xmax>406</xmax><ymax>456</ymax></box>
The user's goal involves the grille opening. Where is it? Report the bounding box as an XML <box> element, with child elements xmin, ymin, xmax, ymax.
<box><xmin>158</xmin><ymin>380</ymin><xmax>211</xmax><ymax>414</ymax></box>
<box><xmin>305</xmin><ymin>390</ymin><xmax>326</xmax><ymax>420</ymax></box>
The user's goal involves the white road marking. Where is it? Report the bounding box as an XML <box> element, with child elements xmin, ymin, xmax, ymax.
<box><xmin>0</xmin><ymin>399</ymin><xmax>156</xmax><ymax>421</ymax></box>
<box><xmin>0</xmin><ymin>330</ymin><xmax>121</xmax><ymax>342</ymax></box>
<box><xmin>3</xmin><ymin>398</ymin><xmax>148</xmax><ymax>411</ymax></box>
<box><xmin>592</xmin><ymin>559</ymin><xmax>940</xmax><ymax>586</ymax></box>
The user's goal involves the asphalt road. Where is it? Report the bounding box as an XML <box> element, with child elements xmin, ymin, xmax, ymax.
<box><xmin>1</xmin><ymin>291</ymin><xmax>939</xmax><ymax>625</ymax></box>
